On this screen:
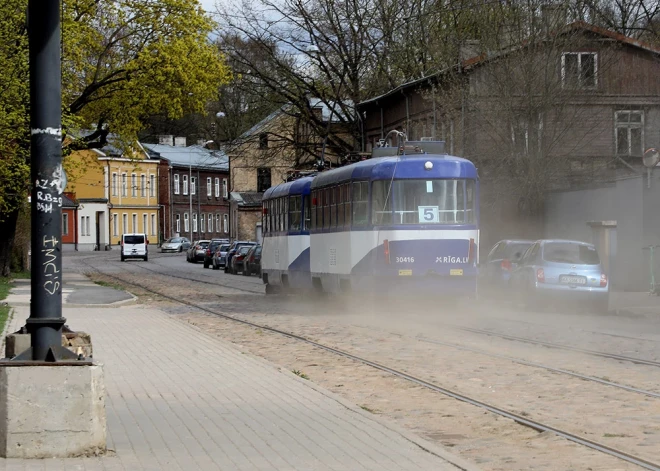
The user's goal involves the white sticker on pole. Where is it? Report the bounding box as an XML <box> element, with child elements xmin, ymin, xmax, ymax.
<box><xmin>418</xmin><ymin>206</ymin><xmax>439</xmax><ymax>223</ymax></box>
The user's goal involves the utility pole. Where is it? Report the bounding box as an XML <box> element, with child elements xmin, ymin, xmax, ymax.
<box><xmin>17</xmin><ymin>0</ymin><xmax>77</xmax><ymax>362</ymax></box>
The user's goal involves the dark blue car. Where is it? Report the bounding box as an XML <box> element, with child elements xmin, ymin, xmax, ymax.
<box><xmin>483</xmin><ymin>239</ymin><xmax>534</xmax><ymax>288</ymax></box>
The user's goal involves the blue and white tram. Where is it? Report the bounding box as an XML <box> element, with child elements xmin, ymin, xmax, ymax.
<box><xmin>261</xmin><ymin>176</ymin><xmax>314</xmax><ymax>292</ymax></box>
<box><xmin>308</xmin><ymin>143</ymin><xmax>479</xmax><ymax>296</ymax></box>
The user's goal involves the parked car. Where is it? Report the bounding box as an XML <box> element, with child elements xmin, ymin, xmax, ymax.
<box><xmin>203</xmin><ymin>239</ymin><xmax>227</xmax><ymax>268</ymax></box>
<box><xmin>224</xmin><ymin>241</ymin><xmax>257</xmax><ymax>273</ymax></box>
<box><xmin>230</xmin><ymin>246</ymin><xmax>253</xmax><ymax>275</ymax></box>
<box><xmin>212</xmin><ymin>243</ymin><xmax>231</xmax><ymax>270</ymax></box>
<box><xmin>161</xmin><ymin>237</ymin><xmax>191</xmax><ymax>253</ymax></box>
<box><xmin>187</xmin><ymin>240</ymin><xmax>210</xmax><ymax>263</ymax></box>
<box><xmin>482</xmin><ymin>240</ymin><xmax>534</xmax><ymax>288</ymax></box>
<box><xmin>243</xmin><ymin>245</ymin><xmax>262</xmax><ymax>276</ymax></box>
<box><xmin>510</xmin><ymin>239</ymin><xmax>609</xmax><ymax>312</ymax></box>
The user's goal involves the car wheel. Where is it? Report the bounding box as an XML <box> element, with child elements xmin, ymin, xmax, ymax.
<box><xmin>242</xmin><ymin>267</ymin><xmax>250</xmax><ymax>276</ymax></box>
<box><xmin>121</xmin><ymin>255</ymin><xmax>125</xmax><ymax>262</ymax></box>
<box><xmin>178</xmin><ymin>246</ymin><xmax>183</xmax><ymax>252</ymax></box>
<box><xmin>144</xmin><ymin>255</ymin><xmax>148</xmax><ymax>262</ymax></box>
<box><xmin>204</xmin><ymin>262</ymin><xmax>209</xmax><ymax>268</ymax></box>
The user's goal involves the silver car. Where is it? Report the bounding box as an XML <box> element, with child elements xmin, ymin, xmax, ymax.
<box><xmin>160</xmin><ymin>237</ymin><xmax>191</xmax><ymax>253</ymax></box>
<box><xmin>212</xmin><ymin>243</ymin><xmax>231</xmax><ymax>270</ymax></box>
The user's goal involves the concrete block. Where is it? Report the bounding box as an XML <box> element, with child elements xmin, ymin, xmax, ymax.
<box><xmin>0</xmin><ymin>364</ymin><xmax>106</xmax><ymax>458</ymax></box>
<box><xmin>4</xmin><ymin>334</ymin><xmax>30</xmax><ymax>359</ymax></box>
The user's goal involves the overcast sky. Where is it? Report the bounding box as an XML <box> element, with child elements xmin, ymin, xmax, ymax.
<box><xmin>200</xmin><ymin>0</ymin><xmax>216</xmax><ymax>12</ymax></box>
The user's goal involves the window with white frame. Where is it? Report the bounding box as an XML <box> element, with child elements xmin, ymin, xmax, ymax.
<box><xmin>191</xmin><ymin>177</ymin><xmax>196</xmax><ymax>195</ymax></box>
<box><xmin>113</xmin><ymin>214</ymin><xmax>118</xmax><ymax>236</ymax></box>
<box><xmin>143</xmin><ymin>214</ymin><xmax>148</xmax><ymax>234</ymax></box>
<box><xmin>615</xmin><ymin>110</ymin><xmax>644</xmax><ymax>156</ymax></box>
<box><xmin>62</xmin><ymin>213</ymin><xmax>69</xmax><ymax>235</ymax></box>
<box><xmin>208</xmin><ymin>214</ymin><xmax>213</xmax><ymax>233</ymax></box>
<box><xmin>215</xmin><ymin>178</ymin><xmax>220</xmax><ymax>197</ymax></box>
<box><xmin>85</xmin><ymin>216</ymin><xmax>90</xmax><ymax>237</ymax></box>
<box><xmin>200</xmin><ymin>213</ymin><xmax>205</xmax><ymax>233</ymax></box>
<box><xmin>150</xmin><ymin>174</ymin><xmax>156</xmax><ymax>197</ymax></box>
<box><xmin>222</xmin><ymin>178</ymin><xmax>228</xmax><ymax>198</ymax></box>
<box><xmin>132</xmin><ymin>213</ymin><xmax>138</xmax><ymax>232</ymax></box>
<box><xmin>183</xmin><ymin>175</ymin><xmax>188</xmax><ymax>195</ymax></box>
<box><xmin>561</xmin><ymin>52</ymin><xmax>597</xmax><ymax>88</ymax></box>
<box><xmin>192</xmin><ymin>213</ymin><xmax>198</xmax><ymax>232</ymax></box>
<box><xmin>215</xmin><ymin>214</ymin><xmax>220</xmax><ymax>233</ymax></box>
<box><xmin>511</xmin><ymin>114</ymin><xmax>543</xmax><ymax>156</ymax></box>
<box><xmin>175</xmin><ymin>214</ymin><xmax>181</xmax><ymax>233</ymax></box>
<box><xmin>174</xmin><ymin>174</ymin><xmax>180</xmax><ymax>194</ymax></box>
<box><xmin>121</xmin><ymin>174</ymin><xmax>127</xmax><ymax>196</ymax></box>
<box><xmin>151</xmin><ymin>214</ymin><xmax>156</xmax><ymax>236</ymax></box>
<box><xmin>141</xmin><ymin>174</ymin><xmax>146</xmax><ymax>197</ymax></box>
<box><xmin>223</xmin><ymin>214</ymin><xmax>228</xmax><ymax>233</ymax></box>
<box><xmin>184</xmin><ymin>213</ymin><xmax>190</xmax><ymax>232</ymax></box>
<box><xmin>112</xmin><ymin>173</ymin><xmax>117</xmax><ymax>196</ymax></box>
<box><xmin>80</xmin><ymin>216</ymin><xmax>85</xmax><ymax>236</ymax></box>
<box><xmin>131</xmin><ymin>174</ymin><xmax>137</xmax><ymax>197</ymax></box>
<box><xmin>207</xmin><ymin>177</ymin><xmax>212</xmax><ymax>196</ymax></box>
<box><xmin>122</xmin><ymin>213</ymin><xmax>128</xmax><ymax>234</ymax></box>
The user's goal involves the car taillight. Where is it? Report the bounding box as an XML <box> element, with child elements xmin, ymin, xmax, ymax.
<box><xmin>501</xmin><ymin>259</ymin><xmax>512</xmax><ymax>271</ymax></box>
<box><xmin>536</xmin><ymin>268</ymin><xmax>545</xmax><ymax>283</ymax></box>
<box><xmin>383</xmin><ymin>239</ymin><xmax>391</xmax><ymax>264</ymax></box>
<box><xmin>600</xmin><ymin>273</ymin><xmax>608</xmax><ymax>287</ymax></box>
<box><xmin>207</xmin><ymin>249</ymin><xmax>211</xmax><ymax>255</ymax></box>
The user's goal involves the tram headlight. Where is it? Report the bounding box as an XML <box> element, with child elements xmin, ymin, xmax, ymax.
<box><xmin>424</xmin><ymin>161</ymin><xmax>433</xmax><ymax>170</ymax></box>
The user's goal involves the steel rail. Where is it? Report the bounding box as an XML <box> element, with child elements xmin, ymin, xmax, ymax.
<box><xmin>80</xmin><ymin>261</ymin><xmax>660</xmax><ymax>471</ymax></box>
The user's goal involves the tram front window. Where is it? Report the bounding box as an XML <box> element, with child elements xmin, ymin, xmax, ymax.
<box><xmin>390</xmin><ymin>179</ymin><xmax>476</xmax><ymax>224</ymax></box>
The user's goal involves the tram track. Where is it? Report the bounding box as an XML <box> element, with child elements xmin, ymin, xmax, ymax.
<box><xmin>79</xmin><ymin>258</ymin><xmax>660</xmax><ymax>471</ymax></box>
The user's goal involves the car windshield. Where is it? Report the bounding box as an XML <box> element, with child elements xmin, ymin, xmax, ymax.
<box><xmin>238</xmin><ymin>246</ymin><xmax>251</xmax><ymax>254</ymax></box>
<box><xmin>124</xmin><ymin>235</ymin><xmax>144</xmax><ymax>244</ymax></box>
<box><xmin>220</xmin><ymin>244</ymin><xmax>230</xmax><ymax>252</ymax></box>
<box><xmin>543</xmin><ymin>243</ymin><xmax>600</xmax><ymax>265</ymax></box>
<box><xmin>198</xmin><ymin>242</ymin><xmax>210</xmax><ymax>248</ymax></box>
<box><xmin>167</xmin><ymin>238</ymin><xmax>182</xmax><ymax>243</ymax></box>
<box><xmin>506</xmin><ymin>243</ymin><xmax>533</xmax><ymax>259</ymax></box>
<box><xmin>374</xmin><ymin>179</ymin><xmax>476</xmax><ymax>225</ymax></box>
<box><xmin>254</xmin><ymin>246</ymin><xmax>262</xmax><ymax>255</ymax></box>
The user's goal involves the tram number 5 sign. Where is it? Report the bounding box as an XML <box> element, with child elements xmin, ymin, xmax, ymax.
<box><xmin>418</xmin><ymin>206</ymin><xmax>439</xmax><ymax>223</ymax></box>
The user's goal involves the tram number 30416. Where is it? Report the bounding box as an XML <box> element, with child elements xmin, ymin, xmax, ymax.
<box><xmin>396</xmin><ymin>256</ymin><xmax>415</xmax><ymax>263</ymax></box>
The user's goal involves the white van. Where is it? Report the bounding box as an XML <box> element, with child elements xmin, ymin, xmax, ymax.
<box><xmin>121</xmin><ymin>233</ymin><xmax>149</xmax><ymax>262</ymax></box>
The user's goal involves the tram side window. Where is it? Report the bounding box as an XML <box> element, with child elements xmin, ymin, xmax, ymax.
<box><xmin>352</xmin><ymin>181</ymin><xmax>369</xmax><ymax>226</ymax></box>
<box><xmin>322</xmin><ymin>188</ymin><xmax>330</xmax><ymax>229</ymax></box>
<box><xmin>270</xmin><ymin>199</ymin><xmax>275</xmax><ymax>233</ymax></box>
<box><xmin>337</xmin><ymin>185</ymin><xmax>345</xmax><ymax>227</ymax></box>
<box><xmin>289</xmin><ymin>196</ymin><xmax>301</xmax><ymax>231</ymax></box>
<box><xmin>263</xmin><ymin>203</ymin><xmax>268</xmax><ymax>234</ymax></box>
<box><xmin>344</xmin><ymin>183</ymin><xmax>351</xmax><ymax>228</ymax></box>
<box><xmin>316</xmin><ymin>190</ymin><xmax>323</xmax><ymax>230</ymax></box>
<box><xmin>371</xmin><ymin>180</ymin><xmax>392</xmax><ymax>225</ymax></box>
<box><xmin>284</xmin><ymin>197</ymin><xmax>289</xmax><ymax>232</ymax></box>
<box><xmin>274</xmin><ymin>198</ymin><xmax>279</xmax><ymax>233</ymax></box>
<box><xmin>303</xmin><ymin>195</ymin><xmax>311</xmax><ymax>230</ymax></box>
<box><xmin>311</xmin><ymin>191</ymin><xmax>317</xmax><ymax>229</ymax></box>
<box><xmin>330</xmin><ymin>187</ymin><xmax>337</xmax><ymax>229</ymax></box>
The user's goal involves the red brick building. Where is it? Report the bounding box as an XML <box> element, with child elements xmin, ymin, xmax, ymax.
<box><xmin>61</xmin><ymin>193</ymin><xmax>79</xmax><ymax>250</ymax></box>
<box><xmin>144</xmin><ymin>142</ymin><xmax>230</xmax><ymax>243</ymax></box>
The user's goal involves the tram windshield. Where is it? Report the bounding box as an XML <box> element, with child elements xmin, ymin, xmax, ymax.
<box><xmin>372</xmin><ymin>179</ymin><xmax>476</xmax><ymax>225</ymax></box>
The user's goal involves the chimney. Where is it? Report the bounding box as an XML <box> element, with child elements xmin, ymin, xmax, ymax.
<box><xmin>459</xmin><ymin>40</ymin><xmax>481</xmax><ymax>62</ymax></box>
<box><xmin>158</xmin><ymin>135</ymin><xmax>174</xmax><ymax>146</ymax></box>
<box><xmin>541</xmin><ymin>3</ymin><xmax>567</xmax><ymax>31</ymax></box>
<box><xmin>174</xmin><ymin>136</ymin><xmax>187</xmax><ymax>147</ymax></box>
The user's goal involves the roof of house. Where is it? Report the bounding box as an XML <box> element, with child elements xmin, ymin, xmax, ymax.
<box><xmin>142</xmin><ymin>143</ymin><xmax>229</xmax><ymax>171</ymax></box>
<box><xmin>358</xmin><ymin>21</ymin><xmax>660</xmax><ymax>108</ymax></box>
<box><xmin>62</xmin><ymin>194</ymin><xmax>78</xmax><ymax>208</ymax></box>
<box><xmin>230</xmin><ymin>191</ymin><xmax>263</xmax><ymax>208</ymax></box>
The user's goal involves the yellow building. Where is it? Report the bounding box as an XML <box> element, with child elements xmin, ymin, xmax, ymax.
<box><xmin>65</xmin><ymin>141</ymin><xmax>159</xmax><ymax>250</ymax></box>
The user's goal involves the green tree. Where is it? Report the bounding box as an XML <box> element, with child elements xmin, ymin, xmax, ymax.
<box><xmin>0</xmin><ymin>0</ymin><xmax>231</xmax><ymax>275</ymax></box>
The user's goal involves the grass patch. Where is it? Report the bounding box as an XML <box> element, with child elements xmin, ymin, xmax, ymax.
<box><xmin>359</xmin><ymin>405</ymin><xmax>376</xmax><ymax>413</ymax></box>
<box><xmin>93</xmin><ymin>280</ymin><xmax>123</xmax><ymax>290</ymax></box>
<box><xmin>603</xmin><ymin>433</ymin><xmax>631</xmax><ymax>438</ymax></box>
<box><xmin>292</xmin><ymin>369</ymin><xmax>309</xmax><ymax>380</ymax></box>
<box><xmin>0</xmin><ymin>276</ymin><xmax>15</xmax><ymax>334</ymax></box>
<box><xmin>10</xmin><ymin>270</ymin><xmax>30</xmax><ymax>280</ymax></box>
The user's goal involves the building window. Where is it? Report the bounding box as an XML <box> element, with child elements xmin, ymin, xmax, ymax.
<box><xmin>175</xmin><ymin>214</ymin><xmax>181</xmax><ymax>234</ymax></box>
<box><xmin>151</xmin><ymin>214</ymin><xmax>156</xmax><ymax>236</ymax></box>
<box><xmin>132</xmin><ymin>213</ymin><xmax>137</xmax><ymax>233</ymax></box>
<box><xmin>191</xmin><ymin>177</ymin><xmax>196</xmax><ymax>195</ymax></box>
<box><xmin>184</xmin><ymin>213</ymin><xmax>189</xmax><ymax>232</ymax></box>
<box><xmin>257</xmin><ymin>168</ymin><xmax>271</xmax><ymax>192</ymax></box>
<box><xmin>85</xmin><ymin>216</ymin><xmax>91</xmax><ymax>237</ymax></box>
<box><xmin>122</xmin><ymin>213</ymin><xmax>128</xmax><ymax>234</ymax></box>
<box><xmin>259</xmin><ymin>132</ymin><xmax>269</xmax><ymax>149</ymax></box>
<box><xmin>223</xmin><ymin>214</ymin><xmax>228</xmax><ymax>233</ymax></box>
<box><xmin>207</xmin><ymin>177</ymin><xmax>212</xmax><ymax>196</ymax></box>
<box><xmin>222</xmin><ymin>178</ymin><xmax>228</xmax><ymax>198</ymax></box>
<box><xmin>561</xmin><ymin>52</ymin><xmax>597</xmax><ymax>88</ymax></box>
<box><xmin>121</xmin><ymin>174</ymin><xmax>127</xmax><ymax>196</ymax></box>
<box><xmin>183</xmin><ymin>175</ymin><xmax>188</xmax><ymax>195</ymax></box>
<box><xmin>174</xmin><ymin>174</ymin><xmax>180</xmax><ymax>195</ymax></box>
<box><xmin>112</xmin><ymin>173</ymin><xmax>117</xmax><ymax>196</ymax></box>
<box><xmin>200</xmin><ymin>213</ymin><xmax>205</xmax><ymax>233</ymax></box>
<box><xmin>62</xmin><ymin>213</ymin><xmax>69</xmax><ymax>235</ymax></box>
<box><xmin>131</xmin><ymin>173</ymin><xmax>137</xmax><ymax>197</ymax></box>
<box><xmin>113</xmin><ymin>213</ymin><xmax>118</xmax><ymax>236</ymax></box>
<box><xmin>150</xmin><ymin>174</ymin><xmax>156</xmax><ymax>197</ymax></box>
<box><xmin>140</xmin><ymin>174</ymin><xmax>146</xmax><ymax>197</ymax></box>
<box><xmin>215</xmin><ymin>214</ymin><xmax>220</xmax><ymax>233</ymax></box>
<box><xmin>193</xmin><ymin>213</ymin><xmax>198</xmax><ymax>232</ymax></box>
<box><xmin>615</xmin><ymin>110</ymin><xmax>644</xmax><ymax>156</ymax></box>
<box><xmin>80</xmin><ymin>216</ymin><xmax>85</xmax><ymax>236</ymax></box>
<box><xmin>511</xmin><ymin>114</ymin><xmax>543</xmax><ymax>156</ymax></box>
<box><xmin>206</xmin><ymin>214</ymin><xmax>211</xmax><ymax>232</ymax></box>
<box><xmin>215</xmin><ymin>178</ymin><xmax>220</xmax><ymax>197</ymax></box>
<box><xmin>143</xmin><ymin>214</ymin><xmax>148</xmax><ymax>234</ymax></box>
